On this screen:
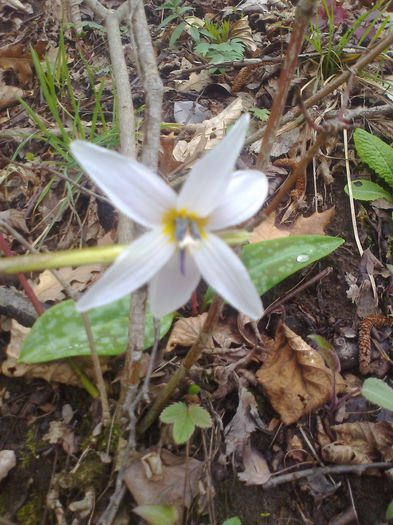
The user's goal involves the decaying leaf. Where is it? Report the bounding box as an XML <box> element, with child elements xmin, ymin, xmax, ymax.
<box><xmin>0</xmin><ymin>209</ymin><xmax>28</xmax><ymax>232</ymax></box>
<box><xmin>251</xmin><ymin>208</ymin><xmax>335</xmax><ymax>243</ymax></box>
<box><xmin>0</xmin><ymin>73</ymin><xmax>25</xmax><ymax>110</ymax></box>
<box><xmin>0</xmin><ymin>451</ymin><xmax>16</xmax><ymax>483</ymax></box>
<box><xmin>256</xmin><ymin>323</ymin><xmax>345</xmax><ymax>424</ymax></box>
<box><xmin>230</xmin><ymin>17</ymin><xmax>257</xmax><ymax>52</ymax></box>
<box><xmin>237</xmin><ymin>442</ymin><xmax>271</xmax><ymax>485</ymax></box>
<box><xmin>175</xmin><ymin>70</ymin><xmax>212</xmax><ymax>94</ymax></box>
<box><xmin>0</xmin><ymin>41</ymin><xmax>47</xmax><ymax>85</ymax></box>
<box><xmin>172</xmin><ymin>98</ymin><xmax>245</xmax><ymax>163</ymax></box>
<box><xmin>321</xmin><ymin>421</ymin><xmax>393</xmax><ymax>465</ymax></box>
<box><xmin>43</xmin><ymin>420</ymin><xmax>77</xmax><ymax>455</ymax></box>
<box><xmin>225</xmin><ymin>387</ymin><xmax>265</xmax><ymax>458</ymax></box>
<box><xmin>124</xmin><ymin>448</ymin><xmax>202</xmax><ymax>523</ymax></box>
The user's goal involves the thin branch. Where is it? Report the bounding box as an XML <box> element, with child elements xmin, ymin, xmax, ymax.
<box><xmin>255</xmin><ymin>0</ymin><xmax>317</xmax><ymax>171</ymax></box>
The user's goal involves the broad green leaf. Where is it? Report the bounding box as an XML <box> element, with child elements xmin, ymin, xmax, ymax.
<box><xmin>354</xmin><ymin>128</ymin><xmax>393</xmax><ymax>190</ymax></box>
<box><xmin>188</xmin><ymin>405</ymin><xmax>212</xmax><ymax>428</ymax></box>
<box><xmin>222</xmin><ymin>518</ymin><xmax>241</xmax><ymax>525</ymax></box>
<box><xmin>160</xmin><ymin>402</ymin><xmax>188</xmax><ymax>424</ymax></box>
<box><xmin>242</xmin><ymin>235</ymin><xmax>344</xmax><ymax>296</ymax></box>
<box><xmin>133</xmin><ymin>505</ymin><xmax>178</xmax><ymax>525</ymax></box>
<box><xmin>344</xmin><ymin>180</ymin><xmax>393</xmax><ymax>202</ymax></box>
<box><xmin>19</xmin><ymin>298</ymin><xmax>174</xmax><ymax>364</ymax></box>
<box><xmin>386</xmin><ymin>500</ymin><xmax>393</xmax><ymax>520</ymax></box>
<box><xmin>361</xmin><ymin>378</ymin><xmax>393</xmax><ymax>411</ymax></box>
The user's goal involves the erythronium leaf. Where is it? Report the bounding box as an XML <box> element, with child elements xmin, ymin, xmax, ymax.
<box><xmin>354</xmin><ymin>128</ymin><xmax>393</xmax><ymax>190</ymax></box>
<box><xmin>344</xmin><ymin>180</ymin><xmax>393</xmax><ymax>202</ymax></box>
<box><xmin>19</xmin><ymin>298</ymin><xmax>174</xmax><ymax>364</ymax></box>
<box><xmin>188</xmin><ymin>404</ymin><xmax>212</xmax><ymax>428</ymax></box>
<box><xmin>361</xmin><ymin>378</ymin><xmax>393</xmax><ymax>411</ymax></box>
<box><xmin>242</xmin><ymin>235</ymin><xmax>344</xmax><ymax>296</ymax></box>
<box><xmin>133</xmin><ymin>504</ymin><xmax>178</xmax><ymax>525</ymax></box>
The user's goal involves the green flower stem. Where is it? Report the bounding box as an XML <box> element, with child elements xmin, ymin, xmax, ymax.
<box><xmin>0</xmin><ymin>245</ymin><xmax>127</xmax><ymax>274</ymax></box>
<box><xmin>0</xmin><ymin>233</ymin><xmax>249</xmax><ymax>275</ymax></box>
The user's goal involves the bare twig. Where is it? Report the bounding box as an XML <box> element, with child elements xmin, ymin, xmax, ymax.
<box><xmin>255</xmin><ymin>0</ymin><xmax>317</xmax><ymax>171</ymax></box>
<box><xmin>262</xmin><ymin>462</ymin><xmax>392</xmax><ymax>490</ymax></box>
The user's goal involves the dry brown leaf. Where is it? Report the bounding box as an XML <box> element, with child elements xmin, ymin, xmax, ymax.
<box><xmin>321</xmin><ymin>421</ymin><xmax>393</xmax><ymax>465</ymax></box>
<box><xmin>0</xmin><ymin>41</ymin><xmax>47</xmax><ymax>85</ymax></box>
<box><xmin>175</xmin><ymin>69</ymin><xmax>212</xmax><ymax>93</ymax></box>
<box><xmin>225</xmin><ymin>387</ymin><xmax>265</xmax><ymax>458</ymax></box>
<box><xmin>230</xmin><ymin>16</ymin><xmax>257</xmax><ymax>52</ymax></box>
<box><xmin>251</xmin><ymin>207</ymin><xmax>335</xmax><ymax>243</ymax></box>
<box><xmin>124</xmin><ymin>448</ymin><xmax>202</xmax><ymax>523</ymax></box>
<box><xmin>0</xmin><ymin>209</ymin><xmax>28</xmax><ymax>233</ymax></box>
<box><xmin>256</xmin><ymin>323</ymin><xmax>345</xmax><ymax>424</ymax></box>
<box><xmin>0</xmin><ymin>75</ymin><xmax>24</xmax><ymax>110</ymax></box>
<box><xmin>238</xmin><ymin>443</ymin><xmax>271</xmax><ymax>485</ymax></box>
<box><xmin>43</xmin><ymin>420</ymin><xmax>77</xmax><ymax>455</ymax></box>
<box><xmin>33</xmin><ymin>265</ymin><xmax>102</xmax><ymax>302</ymax></box>
<box><xmin>3</xmin><ymin>320</ymin><xmax>108</xmax><ymax>386</ymax></box>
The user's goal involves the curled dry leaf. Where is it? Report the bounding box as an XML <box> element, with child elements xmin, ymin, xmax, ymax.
<box><xmin>230</xmin><ymin>17</ymin><xmax>257</xmax><ymax>52</ymax></box>
<box><xmin>0</xmin><ymin>75</ymin><xmax>25</xmax><ymax>110</ymax></box>
<box><xmin>172</xmin><ymin>98</ymin><xmax>245</xmax><ymax>163</ymax></box>
<box><xmin>256</xmin><ymin>323</ymin><xmax>345</xmax><ymax>424</ymax></box>
<box><xmin>124</xmin><ymin>448</ymin><xmax>202</xmax><ymax>524</ymax></box>
<box><xmin>0</xmin><ymin>450</ymin><xmax>16</xmax><ymax>482</ymax></box>
<box><xmin>0</xmin><ymin>41</ymin><xmax>47</xmax><ymax>85</ymax></box>
<box><xmin>0</xmin><ymin>209</ymin><xmax>28</xmax><ymax>233</ymax></box>
<box><xmin>251</xmin><ymin>207</ymin><xmax>336</xmax><ymax>243</ymax></box>
<box><xmin>43</xmin><ymin>420</ymin><xmax>77</xmax><ymax>455</ymax></box>
<box><xmin>321</xmin><ymin>421</ymin><xmax>393</xmax><ymax>465</ymax></box>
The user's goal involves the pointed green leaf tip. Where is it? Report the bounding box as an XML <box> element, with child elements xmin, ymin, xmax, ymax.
<box><xmin>344</xmin><ymin>180</ymin><xmax>393</xmax><ymax>203</ymax></box>
<box><xmin>133</xmin><ymin>504</ymin><xmax>178</xmax><ymax>525</ymax></box>
<box><xmin>361</xmin><ymin>378</ymin><xmax>393</xmax><ymax>411</ymax></box>
<box><xmin>222</xmin><ymin>518</ymin><xmax>242</xmax><ymax>525</ymax></box>
<box><xmin>160</xmin><ymin>402</ymin><xmax>212</xmax><ymax>444</ymax></box>
<box><xmin>19</xmin><ymin>298</ymin><xmax>174</xmax><ymax>364</ymax></box>
<box><xmin>354</xmin><ymin>128</ymin><xmax>393</xmax><ymax>191</ymax></box>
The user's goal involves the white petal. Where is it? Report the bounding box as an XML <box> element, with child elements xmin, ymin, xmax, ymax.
<box><xmin>76</xmin><ymin>230</ymin><xmax>175</xmax><ymax>312</ymax></box>
<box><xmin>207</xmin><ymin>170</ymin><xmax>269</xmax><ymax>230</ymax></box>
<box><xmin>148</xmin><ymin>251</ymin><xmax>200</xmax><ymax>317</ymax></box>
<box><xmin>177</xmin><ymin>114</ymin><xmax>250</xmax><ymax>216</ymax></box>
<box><xmin>71</xmin><ymin>141</ymin><xmax>177</xmax><ymax>228</ymax></box>
<box><xmin>191</xmin><ymin>233</ymin><xmax>263</xmax><ymax>320</ymax></box>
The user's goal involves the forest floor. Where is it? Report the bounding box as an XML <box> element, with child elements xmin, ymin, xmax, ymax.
<box><xmin>1</xmin><ymin>0</ymin><xmax>393</xmax><ymax>524</ymax></box>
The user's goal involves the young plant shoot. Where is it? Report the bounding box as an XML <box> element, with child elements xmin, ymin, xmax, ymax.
<box><xmin>71</xmin><ymin>114</ymin><xmax>268</xmax><ymax>319</ymax></box>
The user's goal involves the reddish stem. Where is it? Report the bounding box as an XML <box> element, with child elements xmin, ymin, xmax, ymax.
<box><xmin>0</xmin><ymin>233</ymin><xmax>44</xmax><ymax>316</ymax></box>
<box><xmin>191</xmin><ymin>290</ymin><xmax>198</xmax><ymax>316</ymax></box>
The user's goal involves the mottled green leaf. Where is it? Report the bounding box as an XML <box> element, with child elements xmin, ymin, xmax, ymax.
<box><xmin>19</xmin><ymin>297</ymin><xmax>174</xmax><ymax>364</ymax></box>
<box><xmin>354</xmin><ymin>128</ymin><xmax>393</xmax><ymax>190</ymax></box>
<box><xmin>133</xmin><ymin>505</ymin><xmax>178</xmax><ymax>525</ymax></box>
<box><xmin>344</xmin><ymin>180</ymin><xmax>393</xmax><ymax>202</ymax></box>
<box><xmin>242</xmin><ymin>235</ymin><xmax>344</xmax><ymax>296</ymax></box>
<box><xmin>361</xmin><ymin>378</ymin><xmax>393</xmax><ymax>411</ymax></box>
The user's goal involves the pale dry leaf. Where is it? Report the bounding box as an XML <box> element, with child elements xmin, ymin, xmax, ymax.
<box><xmin>175</xmin><ymin>69</ymin><xmax>212</xmax><ymax>94</ymax></box>
<box><xmin>0</xmin><ymin>0</ymin><xmax>32</xmax><ymax>11</ymax></box>
<box><xmin>0</xmin><ymin>76</ymin><xmax>24</xmax><ymax>110</ymax></box>
<box><xmin>321</xmin><ymin>421</ymin><xmax>393</xmax><ymax>465</ymax></box>
<box><xmin>256</xmin><ymin>323</ymin><xmax>345</xmax><ymax>424</ymax></box>
<box><xmin>238</xmin><ymin>442</ymin><xmax>271</xmax><ymax>485</ymax></box>
<box><xmin>172</xmin><ymin>98</ymin><xmax>244</xmax><ymax>162</ymax></box>
<box><xmin>3</xmin><ymin>320</ymin><xmax>108</xmax><ymax>386</ymax></box>
<box><xmin>250</xmin><ymin>127</ymin><xmax>301</xmax><ymax>157</ymax></box>
<box><xmin>124</xmin><ymin>448</ymin><xmax>202</xmax><ymax>523</ymax></box>
<box><xmin>43</xmin><ymin>420</ymin><xmax>77</xmax><ymax>455</ymax></box>
<box><xmin>251</xmin><ymin>208</ymin><xmax>335</xmax><ymax>243</ymax></box>
<box><xmin>33</xmin><ymin>265</ymin><xmax>102</xmax><ymax>302</ymax></box>
<box><xmin>0</xmin><ymin>450</ymin><xmax>16</xmax><ymax>482</ymax></box>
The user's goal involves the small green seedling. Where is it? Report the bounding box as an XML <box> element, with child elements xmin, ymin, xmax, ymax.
<box><xmin>160</xmin><ymin>402</ymin><xmax>212</xmax><ymax>444</ymax></box>
<box><xmin>345</xmin><ymin>129</ymin><xmax>393</xmax><ymax>217</ymax></box>
<box><xmin>222</xmin><ymin>518</ymin><xmax>241</xmax><ymax>525</ymax></box>
<box><xmin>156</xmin><ymin>0</ymin><xmax>194</xmax><ymax>46</ymax></box>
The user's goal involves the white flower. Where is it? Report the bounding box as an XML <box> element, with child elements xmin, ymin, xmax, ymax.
<box><xmin>70</xmin><ymin>114</ymin><xmax>268</xmax><ymax>319</ymax></box>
